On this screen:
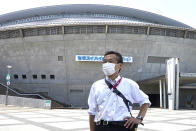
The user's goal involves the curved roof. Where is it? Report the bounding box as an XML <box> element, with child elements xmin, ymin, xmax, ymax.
<box><xmin>0</xmin><ymin>4</ymin><xmax>191</xmax><ymax>28</ymax></box>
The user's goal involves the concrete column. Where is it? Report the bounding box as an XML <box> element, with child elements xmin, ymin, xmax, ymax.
<box><xmin>163</xmin><ymin>80</ymin><xmax>167</xmax><ymax>108</ymax></box>
<box><xmin>147</xmin><ymin>26</ymin><xmax>150</xmax><ymax>35</ymax></box>
<box><xmin>167</xmin><ymin>58</ymin><xmax>176</xmax><ymax>110</ymax></box>
<box><xmin>159</xmin><ymin>80</ymin><xmax>163</xmax><ymax>108</ymax></box>
<box><xmin>62</xmin><ymin>26</ymin><xmax>65</xmax><ymax>35</ymax></box>
<box><xmin>105</xmin><ymin>25</ymin><xmax>108</xmax><ymax>34</ymax></box>
<box><xmin>184</xmin><ymin>30</ymin><xmax>187</xmax><ymax>39</ymax></box>
<box><xmin>19</xmin><ymin>29</ymin><xmax>24</xmax><ymax>37</ymax></box>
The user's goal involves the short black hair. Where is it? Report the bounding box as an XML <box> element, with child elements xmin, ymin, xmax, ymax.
<box><xmin>104</xmin><ymin>51</ymin><xmax>123</xmax><ymax>63</ymax></box>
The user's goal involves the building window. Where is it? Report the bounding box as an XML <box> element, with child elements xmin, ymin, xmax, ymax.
<box><xmin>58</xmin><ymin>56</ymin><xmax>63</xmax><ymax>61</ymax></box>
<box><xmin>33</xmin><ymin>74</ymin><xmax>37</xmax><ymax>79</ymax></box>
<box><xmin>50</xmin><ymin>75</ymin><xmax>55</xmax><ymax>79</ymax></box>
<box><xmin>41</xmin><ymin>74</ymin><xmax>46</xmax><ymax>79</ymax></box>
<box><xmin>14</xmin><ymin>74</ymin><xmax>18</xmax><ymax>79</ymax></box>
<box><xmin>22</xmin><ymin>74</ymin><xmax>27</xmax><ymax>79</ymax></box>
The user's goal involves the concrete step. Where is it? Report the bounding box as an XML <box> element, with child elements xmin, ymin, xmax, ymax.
<box><xmin>0</xmin><ymin>83</ymin><xmax>70</xmax><ymax>109</ymax></box>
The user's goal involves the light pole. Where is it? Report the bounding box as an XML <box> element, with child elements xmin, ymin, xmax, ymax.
<box><xmin>5</xmin><ymin>65</ymin><xmax>12</xmax><ymax>106</ymax></box>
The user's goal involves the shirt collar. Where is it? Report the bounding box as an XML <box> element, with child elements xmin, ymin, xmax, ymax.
<box><xmin>106</xmin><ymin>75</ymin><xmax>121</xmax><ymax>84</ymax></box>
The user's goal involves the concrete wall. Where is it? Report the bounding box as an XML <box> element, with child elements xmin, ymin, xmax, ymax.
<box><xmin>0</xmin><ymin>33</ymin><xmax>196</xmax><ymax>107</ymax></box>
<box><xmin>0</xmin><ymin>95</ymin><xmax>51</xmax><ymax>109</ymax></box>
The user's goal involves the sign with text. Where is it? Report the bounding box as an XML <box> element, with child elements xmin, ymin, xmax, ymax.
<box><xmin>45</xmin><ymin>100</ymin><xmax>51</xmax><ymax>107</ymax></box>
<box><xmin>6</xmin><ymin>74</ymin><xmax>10</xmax><ymax>80</ymax></box>
<box><xmin>7</xmin><ymin>81</ymin><xmax>10</xmax><ymax>86</ymax></box>
<box><xmin>75</xmin><ymin>55</ymin><xmax>133</xmax><ymax>63</ymax></box>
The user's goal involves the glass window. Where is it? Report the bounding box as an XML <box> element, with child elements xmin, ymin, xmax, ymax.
<box><xmin>22</xmin><ymin>74</ymin><xmax>27</xmax><ymax>79</ymax></box>
<box><xmin>50</xmin><ymin>75</ymin><xmax>55</xmax><ymax>79</ymax></box>
<box><xmin>58</xmin><ymin>56</ymin><xmax>63</xmax><ymax>61</ymax></box>
<box><xmin>41</xmin><ymin>74</ymin><xmax>46</xmax><ymax>79</ymax></box>
<box><xmin>33</xmin><ymin>74</ymin><xmax>37</xmax><ymax>79</ymax></box>
<box><xmin>14</xmin><ymin>74</ymin><xmax>18</xmax><ymax>79</ymax></box>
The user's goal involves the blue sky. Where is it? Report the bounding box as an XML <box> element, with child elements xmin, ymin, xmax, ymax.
<box><xmin>0</xmin><ymin>0</ymin><xmax>195</xmax><ymax>28</ymax></box>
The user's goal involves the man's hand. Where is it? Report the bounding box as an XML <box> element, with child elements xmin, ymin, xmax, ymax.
<box><xmin>123</xmin><ymin>116</ymin><xmax>141</xmax><ymax>129</ymax></box>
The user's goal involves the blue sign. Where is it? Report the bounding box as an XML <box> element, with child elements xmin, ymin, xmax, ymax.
<box><xmin>75</xmin><ymin>55</ymin><xmax>133</xmax><ymax>63</ymax></box>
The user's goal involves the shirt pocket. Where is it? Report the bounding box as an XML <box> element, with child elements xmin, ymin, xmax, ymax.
<box><xmin>117</xmin><ymin>97</ymin><xmax>128</xmax><ymax>112</ymax></box>
<box><xmin>96</xmin><ymin>87</ymin><xmax>111</xmax><ymax>105</ymax></box>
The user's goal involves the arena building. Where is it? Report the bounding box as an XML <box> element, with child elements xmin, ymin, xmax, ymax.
<box><xmin>0</xmin><ymin>4</ymin><xmax>196</xmax><ymax>108</ymax></box>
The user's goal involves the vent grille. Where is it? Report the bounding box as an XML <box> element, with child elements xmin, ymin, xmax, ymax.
<box><xmin>0</xmin><ymin>30</ymin><xmax>20</xmax><ymax>39</ymax></box>
<box><xmin>108</xmin><ymin>26</ymin><xmax>147</xmax><ymax>34</ymax></box>
<box><xmin>150</xmin><ymin>27</ymin><xmax>185</xmax><ymax>38</ymax></box>
<box><xmin>0</xmin><ymin>25</ymin><xmax>196</xmax><ymax>40</ymax></box>
<box><xmin>150</xmin><ymin>27</ymin><xmax>166</xmax><ymax>36</ymax></box>
<box><xmin>64</xmin><ymin>25</ymin><xmax>106</xmax><ymax>34</ymax></box>
<box><xmin>187</xmin><ymin>31</ymin><xmax>196</xmax><ymax>39</ymax></box>
<box><xmin>23</xmin><ymin>26</ymin><xmax>62</xmax><ymax>37</ymax></box>
<box><xmin>165</xmin><ymin>29</ymin><xmax>184</xmax><ymax>38</ymax></box>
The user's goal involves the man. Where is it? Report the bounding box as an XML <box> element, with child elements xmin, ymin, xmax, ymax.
<box><xmin>88</xmin><ymin>51</ymin><xmax>151</xmax><ymax>131</ymax></box>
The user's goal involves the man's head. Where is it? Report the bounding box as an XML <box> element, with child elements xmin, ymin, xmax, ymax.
<box><xmin>102</xmin><ymin>51</ymin><xmax>123</xmax><ymax>77</ymax></box>
<box><xmin>103</xmin><ymin>51</ymin><xmax>123</xmax><ymax>64</ymax></box>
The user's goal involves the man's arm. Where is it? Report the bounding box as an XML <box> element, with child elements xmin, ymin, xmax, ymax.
<box><xmin>89</xmin><ymin>115</ymin><xmax>95</xmax><ymax>131</ymax></box>
<box><xmin>137</xmin><ymin>103</ymin><xmax>150</xmax><ymax>118</ymax></box>
<box><xmin>124</xmin><ymin>103</ymin><xmax>150</xmax><ymax>128</ymax></box>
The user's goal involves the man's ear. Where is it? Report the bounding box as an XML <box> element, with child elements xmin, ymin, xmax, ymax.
<box><xmin>118</xmin><ymin>63</ymin><xmax>123</xmax><ymax>72</ymax></box>
<box><xmin>117</xmin><ymin>63</ymin><xmax>123</xmax><ymax>73</ymax></box>
<box><xmin>119</xmin><ymin>63</ymin><xmax>123</xmax><ymax>68</ymax></box>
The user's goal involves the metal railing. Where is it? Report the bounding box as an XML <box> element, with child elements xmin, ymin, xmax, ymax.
<box><xmin>0</xmin><ymin>82</ymin><xmax>46</xmax><ymax>99</ymax></box>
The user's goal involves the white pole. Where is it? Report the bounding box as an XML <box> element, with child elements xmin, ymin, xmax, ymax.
<box><xmin>167</xmin><ymin>58</ymin><xmax>175</xmax><ymax>110</ymax></box>
<box><xmin>5</xmin><ymin>65</ymin><xmax>12</xmax><ymax>106</ymax></box>
<box><xmin>163</xmin><ymin>80</ymin><xmax>167</xmax><ymax>108</ymax></box>
<box><xmin>175</xmin><ymin>58</ymin><xmax>180</xmax><ymax>110</ymax></box>
<box><xmin>159</xmin><ymin>80</ymin><xmax>163</xmax><ymax>108</ymax></box>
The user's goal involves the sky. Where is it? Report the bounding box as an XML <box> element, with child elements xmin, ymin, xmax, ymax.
<box><xmin>0</xmin><ymin>0</ymin><xmax>195</xmax><ymax>29</ymax></box>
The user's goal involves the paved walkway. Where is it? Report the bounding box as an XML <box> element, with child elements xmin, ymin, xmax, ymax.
<box><xmin>0</xmin><ymin>105</ymin><xmax>196</xmax><ymax>131</ymax></box>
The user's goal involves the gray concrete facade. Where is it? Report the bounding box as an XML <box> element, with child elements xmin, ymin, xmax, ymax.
<box><xmin>0</xmin><ymin>95</ymin><xmax>51</xmax><ymax>109</ymax></box>
<box><xmin>0</xmin><ymin>33</ymin><xmax>196</xmax><ymax>107</ymax></box>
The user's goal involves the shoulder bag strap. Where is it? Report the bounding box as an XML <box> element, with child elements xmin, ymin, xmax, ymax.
<box><xmin>105</xmin><ymin>78</ymin><xmax>133</xmax><ymax>116</ymax></box>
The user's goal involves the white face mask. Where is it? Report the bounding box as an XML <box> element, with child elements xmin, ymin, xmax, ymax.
<box><xmin>102</xmin><ymin>62</ymin><xmax>116</xmax><ymax>76</ymax></box>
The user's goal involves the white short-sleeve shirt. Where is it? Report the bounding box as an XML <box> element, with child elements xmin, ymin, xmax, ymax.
<box><xmin>88</xmin><ymin>76</ymin><xmax>151</xmax><ymax>122</ymax></box>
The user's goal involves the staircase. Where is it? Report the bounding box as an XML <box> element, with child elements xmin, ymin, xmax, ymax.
<box><xmin>0</xmin><ymin>82</ymin><xmax>70</xmax><ymax>109</ymax></box>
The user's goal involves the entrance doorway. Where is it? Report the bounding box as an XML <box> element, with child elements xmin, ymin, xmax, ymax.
<box><xmin>148</xmin><ymin>94</ymin><xmax>160</xmax><ymax>107</ymax></box>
